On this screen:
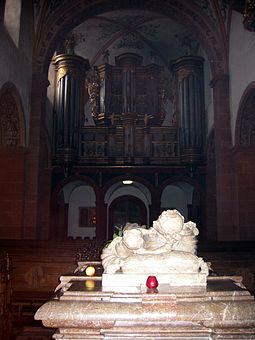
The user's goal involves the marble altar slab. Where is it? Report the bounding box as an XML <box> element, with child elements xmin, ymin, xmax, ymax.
<box><xmin>102</xmin><ymin>272</ymin><xmax>207</xmax><ymax>293</ymax></box>
<box><xmin>35</xmin><ymin>277</ymin><xmax>255</xmax><ymax>339</ymax></box>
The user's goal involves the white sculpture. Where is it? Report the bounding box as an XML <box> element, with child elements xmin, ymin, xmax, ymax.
<box><xmin>101</xmin><ymin>210</ymin><xmax>208</xmax><ymax>278</ymax></box>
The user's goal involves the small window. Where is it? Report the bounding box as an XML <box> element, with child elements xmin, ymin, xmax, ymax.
<box><xmin>4</xmin><ymin>0</ymin><xmax>22</xmax><ymax>47</ymax></box>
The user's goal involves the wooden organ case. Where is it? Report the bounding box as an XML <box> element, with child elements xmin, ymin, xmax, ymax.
<box><xmin>52</xmin><ymin>52</ymin><xmax>205</xmax><ymax>167</ymax></box>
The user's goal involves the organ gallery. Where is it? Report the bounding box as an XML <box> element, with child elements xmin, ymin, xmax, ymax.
<box><xmin>0</xmin><ymin>1</ymin><xmax>255</xmax><ymax>339</ymax></box>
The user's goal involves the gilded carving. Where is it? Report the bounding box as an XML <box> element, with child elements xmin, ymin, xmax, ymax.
<box><xmin>56</xmin><ymin>67</ymin><xmax>81</xmax><ymax>83</ymax></box>
<box><xmin>56</xmin><ymin>67</ymin><xmax>68</xmax><ymax>83</ymax></box>
<box><xmin>86</xmin><ymin>68</ymin><xmax>100</xmax><ymax>118</ymax></box>
<box><xmin>159</xmin><ymin>76</ymin><xmax>169</xmax><ymax>124</ymax></box>
<box><xmin>177</xmin><ymin>69</ymin><xmax>196</xmax><ymax>83</ymax></box>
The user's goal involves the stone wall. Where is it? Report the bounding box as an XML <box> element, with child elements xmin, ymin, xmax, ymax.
<box><xmin>0</xmin><ymin>148</ymin><xmax>25</xmax><ymax>239</ymax></box>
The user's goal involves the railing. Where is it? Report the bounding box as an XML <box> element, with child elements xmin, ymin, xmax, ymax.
<box><xmin>79</xmin><ymin>125</ymin><xmax>179</xmax><ymax>165</ymax></box>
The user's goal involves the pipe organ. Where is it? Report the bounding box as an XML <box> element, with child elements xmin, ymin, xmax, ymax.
<box><xmin>52</xmin><ymin>52</ymin><xmax>205</xmax><ymax>167</ymax></box>
<box><xmin>52</xmin><ymin>54</ymin><xmax>90</xmax><ymax>165</ymax></box>
<box><xmin>172</xmin><ymin>56</ymin><xmax>205</xmax><ymax>163</ymax></box>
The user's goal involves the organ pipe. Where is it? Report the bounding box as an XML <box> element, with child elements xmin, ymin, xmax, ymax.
<box><xmin>52</xmin><ymin>54</ymin><xmax>89</xmax><ymax>165</ymax></box>
<box><xmin>172</xmin><ymin>56</ymin><xmax>205</xmax><ymax>164</ymax></box>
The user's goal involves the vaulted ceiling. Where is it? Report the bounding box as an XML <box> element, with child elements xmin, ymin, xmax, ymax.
<box><xmin>65</xmin><ymin>9</ymin><xmax>202</xmax><ymax>69</ymax></box>
<box><xmin>33</xmin><ymin>0</ymin><xmax>229</xmax><ymax>75</ymax></box>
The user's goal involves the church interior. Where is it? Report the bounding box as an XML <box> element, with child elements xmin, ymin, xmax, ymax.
<box><xmin>0</xmin><ymin>0</ymin><xmax>255</xmax><ymax>339</ymax></box>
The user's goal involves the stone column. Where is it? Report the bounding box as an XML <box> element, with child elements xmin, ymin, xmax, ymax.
<box><xmin>23</xmin><ymin>73</ymin><xmax>50</xmax><ymax>239</ymax></box>
<box><xmin>52</xmin><ymin>54</ymin><xmax>89</xmax><ymax>166</ymax></box>
<box><xmin>172</xmin><ymin>56</ymin><xmax>205</xmax><ymax>164</ymax></box>
<box><xmin>210</xmin><ymin>75</ymin><xmax>237</xmax><ymax>240</ymax></box>
<box><xmin>95</xmin><ymin>187</ymin><xmax>107</xmax><ymax>240</ymax></box>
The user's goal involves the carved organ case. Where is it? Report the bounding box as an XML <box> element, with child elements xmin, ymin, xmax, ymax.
<box><xmin>85</xmin><ymin>52</ymin><xmax>174</xmax><ymax>165</ymax></box>
<box><xmin>89</xmin><ymin>53</ymin><xmax>165</xmax><ymax>126</ymax></box>
<box><xmin>52</xmin><ymin>51</ymin><xmax>206</xmax><ymax>167</ymax></box>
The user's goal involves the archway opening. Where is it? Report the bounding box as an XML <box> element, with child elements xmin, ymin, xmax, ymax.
<box><xmin>109</xmin><ymin>195</ymin><xmax>147</xmax><ymax>239</ymax></box>
<box><xmin>161</xmin><ymin>181</ymin><xmax>202</xmax><ymax>237</ymax></box>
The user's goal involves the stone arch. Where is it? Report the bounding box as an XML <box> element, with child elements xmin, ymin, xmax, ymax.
<box><xmin>51</xmin><ymin>174</ymin><xmax>99</xmax><ymax>198</ymax></box>
<box><xmin>50</xmin><ymin>175</ymin><xmax>98</xmax><ymax>239</ymax></box>
<box><xmin>108</xmin><ymin>195</ymin><xmax>147</xmax><ymax>239</ymax></box>
<box><xmin>67</xmin><ymin>184</ymin><xmax>97</xmax><ymax>239</ymax></box>
<box><xmin>161</xmin><ymin>183</ymin><xmax>192</xmax><ymax>220</ymax></box>
<box><xmin>159</xmin><ymin>175</ymin><xmax>206</xmax><ymax>239</ymax></box>
<box><xmin>0</xmin><ymin>82</ymin><xmax>26</xmax><ymax>147</ymax></box>
<box><xmin>235</xmin><ymin>82</ymin><xmax>255</xmax><ymax>146</ymax></box>
<box><xmin>103</xmin><ymin>174</ymin><xmax>154</xmax><ymax>197</ymax></box>
<box><xmin>29</xmin><ymin>0</ymin><xmax>231</xmax><ymax>241</ymax></box>
<box><xmin>0</xmin><ymin>82</ymin><xmax>26</xmax><ymax>239</ymax></box>
<box><xmin>233</xmin><ymin>83</ymin><xmax>255</xmax><ymax>240</ymax></box>
<box><xmin>104</xmin><ymin>178</ymin><xmax>152</xmax><ymax>238</ymax></box>
<box><xmin>160</xmin><ymin>175</ymin><xmax>204</xmax><ymax>200</ymax></box>
<box><xmin>33</xmin><ymin>0</ymin><xmax>227</xmax><ymax>76</ymax></box>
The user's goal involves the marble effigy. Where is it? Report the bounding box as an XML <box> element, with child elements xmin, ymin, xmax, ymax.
<box><xmin>101</xmin><ymin>210</ymin><xmax>209</xmax><ymax>291</ymax></box>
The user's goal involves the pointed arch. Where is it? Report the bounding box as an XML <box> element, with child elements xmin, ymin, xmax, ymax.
<box><xmin>0</xmin><ymin>82</ymin><xmax>26</xmax><ymax>147</ymax></box>
<box><xmin>0</xmin><ymin>82</ymin><xmax>26</xmax><ymax>239</ymax></box>
<box><xmin>159</xmin><ymin>175</ymin><xmax>206</xmax><ymax>239</ymax></box>
<box><xmin>233</xmin><ymin>82</ymin><xmax>255</xmax><ymax>240</ymax></box>
<box><xmin>235</xmin><ymin>82</ymin><xmax>255</xmax><ymax>147</ymax></box>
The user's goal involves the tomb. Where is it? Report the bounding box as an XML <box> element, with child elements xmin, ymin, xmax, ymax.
<box><xmin>35</xmin><ymin>211</ymin><xmax>255</xmax><ymax>339</ymax></box>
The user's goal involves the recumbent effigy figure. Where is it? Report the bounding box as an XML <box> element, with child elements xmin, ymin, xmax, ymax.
<box><xmin>101</xmin><ymin>210</ymin><xmax>209</xmax><ymax>277</ymax></box>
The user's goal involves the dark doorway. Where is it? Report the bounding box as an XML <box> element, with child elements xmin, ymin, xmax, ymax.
<box><xmin>108</xmin><ymin>195</ymin><xmax>147</xmax><ymax>239</ymax></box>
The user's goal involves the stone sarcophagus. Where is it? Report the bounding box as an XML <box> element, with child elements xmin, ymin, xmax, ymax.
<box><xmin>35</xmin><ymin>211</ymin><xmax>255</xmax><ymax>339</ymax></box>
<box><xmin>35</xmin><ymin>276</ymin><xmax>255</xmax><ymax>339</ymax></box>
